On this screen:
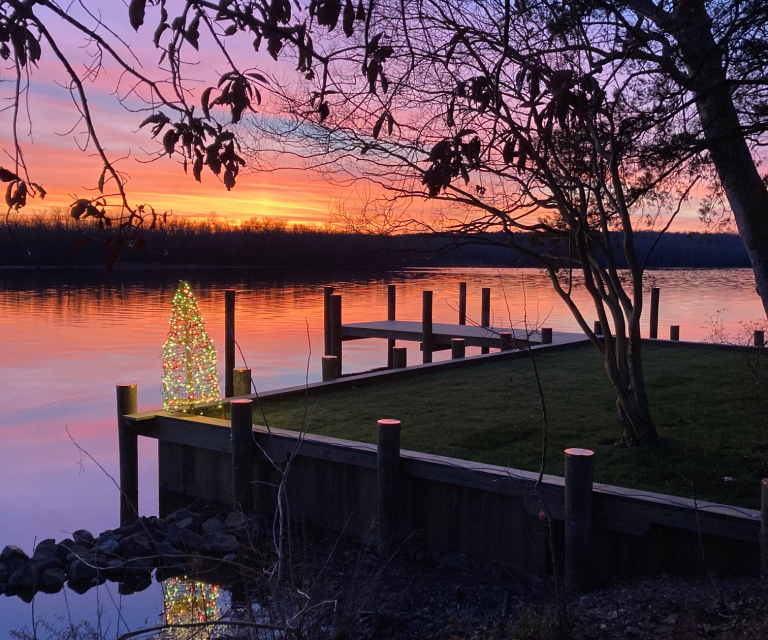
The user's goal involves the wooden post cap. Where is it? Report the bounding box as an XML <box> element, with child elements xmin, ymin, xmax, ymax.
<box><xmin>564</xmin><ymin>447</ymin><xmax>594</xmax><ymax>457</ymax></box>
<box><xmin>231</xmin><ymin>398</ymin><xmax>253</xmax><ymax>406</ymax></box>
<box><xmin>377</xmin><ymin>419</ymin><xmax>401</xmax><ymax>429</ymax></box>
<box><xmin>762</xmin><ymin>478</ymin><xmax>768</xmax><ymax>488</ymax></box>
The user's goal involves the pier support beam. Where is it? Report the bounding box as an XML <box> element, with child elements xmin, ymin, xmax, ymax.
<box><xmin>458</xmin><ymin>282</ymin><xmax>467</xmax><ymax>325</ymax></box>
<box><xmin>322</xmin><ymin>355</ymin><xmax>339</xmax><ymax>381</ymax></box>
<box><xmin>650</xmin><ymin>287</ymin><xmax>660</xmax><ymax>339</ymax></box>
<box><xmin>451</xmin><ymin>338</ymin><xmax>465</xmax><ymax>359</ymax></box>
<box><xmin>392</xmin><ymin>347</ymin><xmax>407</xmax><ymax>369</ymax></box>
<box><xmin>233</xmin><ymin>368</ymin><xmax>252</xmax><ymax>396</ymax></box>
<box><xmin>422</xmin><ymin>291</ymin><xmax>433</xmax><ymax>364</ymax></box>
<box><xmin>541</xmin><ymin>327</ymin><xmax>553</xmax><ymax>344</ymax></box>
<box><xmin>670</xmin><ymin>325</ymin><xmax>680</xmax><ymax>341</ymax></box>
<box><xmin>756</xmin><ymin>330</ymin><xmax>765</xmax><ymax>349</ymax></box>
<box><xmin>481</xmin><ymin>288</ymin><xmax>491</xmax><ymax>354</ymax></box>
<box><xmin>564</xmin><ymin>447</ymin><xmax>594</xmax><ymax>593</ymax></box>
<box><xmin>761</xmin><ymin>479</ymin><xmax>768</xmax><ymax>577</ymax></box>
<box><xmin>387</xmin><ymin>285</ymin><xmax>396</xmax><ymax>369</ymax></box>
<box><xmin>330</xmin><ymin>294</ymin><xmax>342</xmax><ymax>376</ymax></box>
<box><xmin>323</xmin><ymin>286</ymin><xmax>334</xmax><ymax>356</ymax></box>
<box><xmin>377</xmin><ymin>418</ymin><xmax>402</xmax><ymax>558</ymax></box>
<box><xmin>225</xmin><ymin>289</ymin><xmax>236</xmax><ymax>398</ymax></box>
<box><xmin>231</xmin><ymin>399</ymin><xmax>254</xmax><ymax>513</ymax></box>
<box><xmin>117</xmin><ymin>383</ymin><xmax>138</xmax><ymax>526</ymax></box>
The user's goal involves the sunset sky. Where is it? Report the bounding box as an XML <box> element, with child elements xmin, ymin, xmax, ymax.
<box><xmin>0</xmin><ymin>2</ymin><xmax>714</xmax><ymax>231</ymax></box>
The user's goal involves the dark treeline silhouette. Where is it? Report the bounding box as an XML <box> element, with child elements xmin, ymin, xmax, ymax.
<box><xmin>0</xmin><ymin>215</ymin><xmax>750</xmax><ymax>269</ymax></box>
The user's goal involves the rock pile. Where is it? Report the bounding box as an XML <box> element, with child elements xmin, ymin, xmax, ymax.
<box><xmin>0</xmin><ymin>508</ymin><xmax>265</xmax><ymax>602</ymax></box>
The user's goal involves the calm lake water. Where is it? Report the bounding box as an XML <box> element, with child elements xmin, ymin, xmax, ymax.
<box><xmin>0</xmin><ymin>266</ymin><xmax>763</xmax><ymax>635</ymax></box>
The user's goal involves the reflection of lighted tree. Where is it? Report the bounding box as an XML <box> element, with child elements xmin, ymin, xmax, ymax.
<box><xmin>160</xmin><ymin>577</ymin><xmax>222</xmax><ymax>638</ymax></box>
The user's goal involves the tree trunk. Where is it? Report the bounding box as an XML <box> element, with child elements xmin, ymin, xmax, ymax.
<box><xmin>672</xmin><ymin>0</ymin><xmax>768</xmax><ymax>318</ymax></box>
<box><xmin>605</xmin><ymin>345</ymin><xmax>657</xmax><ymax>445</ymax></box>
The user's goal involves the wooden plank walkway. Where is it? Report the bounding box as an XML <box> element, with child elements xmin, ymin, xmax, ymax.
<box><xmin>342</xmin><ymin>320</ymin><xmax>584</xmax><ymax>350</ymax></box>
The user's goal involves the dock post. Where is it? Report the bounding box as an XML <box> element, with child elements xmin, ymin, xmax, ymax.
<box><xmin>231</xmin><ymin>399</ymin><xmax>254</xmax><ymax>513</ymax></box>
<box><xmin>458</xmin><ymin>282</ymin><xmax>467</xmax><ymax>325</ymax></box>
<box><xmin>564</xmin><ymin>447</ymin><xmax>594</xmax><ymax>593</ymax></box>
<box><xmin>377</xmin><ymin>418</ymin><xmax>402</xmax><ymax>559</ymax></box>
<box><xmin>225</xmin><ymin>289</ymin><xmax>236</xmax><ymax>398</ymax></box>
<box><xmin>755</xmin><ymin>330</ymin><xmax>765</xmax><ymax>349</ymax></box>
<box><xmin>593</xmin><ymin>320</ymin><xmax>602</xmax><ymax>336</ymax></box>
<box><xmin>233</xmin><ymin>368</ymin><xmax>252</xmax><ymax>396</ymax></box>
<box><xmin>650</xmin><ymin>287</ymin><xmax>660</xmax><ymax>339</ymax></box>
<box><xmin>481</xmin><ymin>288</ymin><xmax>491</xmax><ymax>354</ymax></box>
<box><xmin>500</xmin><ymin>332</ymin><xmax>513</xmax><ymax>351</ymax></box>
<box><xmin>323</xmin><ymin>286</ymin><xmax>334</xmax><ymax>356</ymax></box>
<box><xmin>541</xmin><ymin>327</ymin><xmax>553</xmax><ymax>344</ymax></box>
<box><xmin>761</xmin><ymin>479</ymin><xmax>768</xmax><ymax>577</ymax></box>
<box><xmin>392</xmin><ymin>347</ymin><xmax>407</xmax><ymax>369</ymax></box>
<box><xmin>322</xmin><ymin>355</ymin><xmax>339</xmax><ymax>381</ymax></box>
<box><xmin>670</xmin><ymin>325</ymin><xmax>680</xmax><ymax>341</ymax></box>
<box><xmin>387</xmin><ymin>285</ymin><xmax>396</xmax><ymax>369</ymax></box>
<box><xmin>451</xmin><ymin>338</ymin><xmax>465</xmax><ymax>359</ymax></box>
<box><xmin>117</xmin><ymin>383</ymin><xmax>139</xmax><ymax>526</ymax></box>
<box><xmin>330</xmin><ymin>294</ymin><xmax>343</xmax><ymax>376</ymax></box>
<box><xmin>422</xmin><ymin>291</ymin><xmax>433</xmax><ymax>364</ymax></box>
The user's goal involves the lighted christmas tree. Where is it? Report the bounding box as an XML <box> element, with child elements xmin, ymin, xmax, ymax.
<box><xmin>162</xmin><ymin>281</ymin><xmax>221</xmax><ymax>411</ymax></box>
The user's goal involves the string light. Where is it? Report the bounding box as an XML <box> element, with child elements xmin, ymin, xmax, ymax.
<box><xmin>162</xmin><ymin>281</ymin><xmax>221</xmax><ymax>412</ymax></box>
<box><xmin>162</xmin><ymin>577</ymin><xmax>221</xmax><ymax>635</ymax></box>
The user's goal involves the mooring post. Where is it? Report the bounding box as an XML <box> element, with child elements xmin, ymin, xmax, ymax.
<box><xmin>458</xmin><ymin>282</ymin><xmax>467</xmax><ymax>325</ymax></box>
<box><xmin>225</xmin><ymin>289</ymin><xmax>236</xmax><ymax>398</ymax></box>
<box><xmin>387</xmin><ymin>284</ymin><xmax>396</xmax><ymax>369</ymax></box>
<box><xmin>650</xmin><ymin>287</ymin><xmax>660</xmax><ymax>339</ymax></box>
<box><xmin>593</xmin><ymin>320</ymin><xmax>602</xmax><ymax>336</ymax></box>
<box><xmin>500</xmin><ymin>332</ymin><xmax>513</xmax><ymax>351</ymax></box>
<box><xmin>755</xmin><ymin>330</ymin><xmax>765</xmax><ymax>349</ymax></box>
<box><xmin>117</xmin><ymin>383</ymin><xmax>139</xmax><ymax>526</ymax></box>
<box><xmin>541</xmin><ymin>327</ymin><xmax>553</xmax><ymax>344</ymax></box>
<box><xmin>451</xmin><ymin>337</ymin><xmax>465</xmax><ymax>359</ymax></box>
<box><xmin>323</xmin><ymin>286</ymin><xmax>334</xmax><ymax>356</ymax></box>
<box><xmin>422</xmin><ymin>290</ymin><xmax>433</xmax><ymax>364</ymax></box>
<box><xmin>231</xmin><ymin>399</ymin><xmax>254</xmax><ymax>513</ymax></box>
<box><xmin>564</xmin><ymin>447</ymin><xmax>594</xmax><ymax>593</ymax></box>
<box><xmin>481</xmin><ymin>288</ymin><xmax>491</xmax><ymax>354</ymax></box>
<box><xmin>330</xmin><ymin>294</ymin><xmax>343</xmax><ymax>376</ymax></box>
<box><xmin>670</xmin><ymin>325</ymin><xmax>680</xmax><ymax>341</ymax></box>
<box><xmin>761</xmin><ymin>478</ymin><xmax>768</xmax><ymax>578</ymax></box>
<box><xmin>322</xmin><ymin>355</ymin><xmax>339</xmax><ymax>381</ymax></box>
<box><xmin>377</xmin><ymin>418</ymin><xmax>402</xmax><ymax>558</ymax></box>
<box><xmin>392</xmin><ymin>347</ymin><xmax>407</xmax><ymax>369</ymax></box>
<box><xmin>233</xmin><ymin>368</ymin><xmax>252</xmax><ymax>396</ymax></box>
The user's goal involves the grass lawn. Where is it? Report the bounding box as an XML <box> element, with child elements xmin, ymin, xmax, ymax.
<box><xmin>249</xmin><ymin>343</ymin><xmax>768</xmax><ymax>509</ymax></box>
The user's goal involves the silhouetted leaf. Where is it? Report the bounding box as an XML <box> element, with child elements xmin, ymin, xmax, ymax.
<box><xmin>129</xmin><ymin>0</ymin><xmax>147</xmax><ymax>31</ymax></box>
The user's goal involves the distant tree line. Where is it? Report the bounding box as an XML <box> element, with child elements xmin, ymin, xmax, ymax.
<box><xmin>0</xmin><ymin>213</ymin><xmax>751</xmax><ymax>270</ymax></box>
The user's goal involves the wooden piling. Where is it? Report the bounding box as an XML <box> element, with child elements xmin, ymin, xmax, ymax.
<box><xmin>330</xmin><ymin>294</ymin><xmax>342</xmax><ymax>376</ymax></box>
<box><xmin>387</xmin><ymin>285</ymin><xmax>396</xmax><ymax>369</ymax></box>
<box><xmin>117</xmin><ymin>383</ymin><xmax>138</xmax><ymax>526</ymax></box>
<box><xmin>422</xmin><ymin>291</ymin><xmax>433</xmax><ymax>364</ymax></box>
<box><xmin>322</xmin><ymin>355</ymin><xmax>339</xmax><ymax>381</ymax></box>
<box><xmin>500</xmin><ymin>332</ymin><xmax>513</xmax><ymax>351</ymax></box>
<box><xmin>755</xmin><ymin>330</ymin><xmax>765</xmax><ymax>349</ymax></box>
<box><xmin>761</xmin><ymin>479</ymin><xmax>768</xmax><ymax>578</ymax></box>
<box><xmin>593</xmin><ymin>320</ymin><xmax>602</xmax><ymax>336</ymax></box>
<box><xmin>670</xmin><ymin>325</ymin><xmax>680</xmax><ymax>341</ymax></box>
<box><xmin>225</xmin><ymin>289</ymin><xmax>236</xmax><ymax>398</ymax></box>
<box><xmin>231</xmin><ymin>399</ymin><xmax>254</xmax><ymax>513</ymax></box>
<box><xmin>650</xmin><ymin>287</ymin><xmax>660</xmax><ymax>339</ymax></box>
<box><xmin>233</xmin><ymin>368</ymin><xmax>252</xmax><ymax>396</ymax></box>
<box><xmin>458</xmin><ymin>282</ymin><xmax>467</xmax><ymax>326</ymax></box>
<box><xmin>392</xmin><ymin>347</ymin><xmax>407</xmax><ymax>369</ymax></box>
<box><xmin>481</xmin><ymin>288</ymin><xmax>491</xmax><ymax>354</ymax></box>
<box><xmin>564</xmin><ymin>447</ymin><xmax>594</xmax><ymax>593</ymax></box>
<box><xmin>323</xmin><ymin>286</ymin><xmax>334</xmax><ymax>356</ymax></box>
<box><xmin>451</xmin><ymin>337</ymin><xmax>466</xmax><ymax>359</ymax></box>
<box><xmin>377</xmin><ymin>418</ymin><xmax>402</xmax><ymax>558</ymax></box>
<box><xmin>541</xmin><ymin>327</ymin><xmax>553</xmax><ymax>344</ymax></box>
